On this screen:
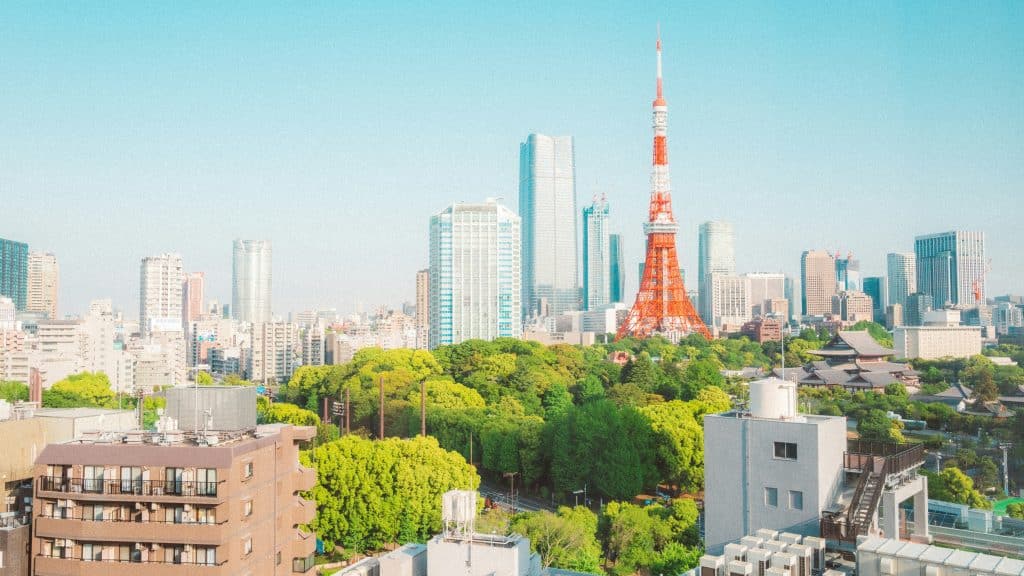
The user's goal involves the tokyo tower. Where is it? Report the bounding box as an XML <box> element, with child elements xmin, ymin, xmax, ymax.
<box><xmin>616</xmin><ymin>35</ymin><xmax>711</xmax><ymax>341</ymax></box>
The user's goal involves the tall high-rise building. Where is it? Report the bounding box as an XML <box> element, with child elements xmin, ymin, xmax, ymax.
<box><xmin>609</xmin><ymin>234</ymin><xmax>624</xmax><ymax>303</ymax></box>
<box><xmin>863</xmin><ymin>276</ymin><xmax>886</xmax><ymax>323</ymax></box>
<box><xmin>248</xmin><ymin>321</ymin><xmax>300</xmax><ymax>383</ymax></box>
<box><xmin>519</xmin><ymin>133</ymin><xmax>578</xmax><ymax>319</ymax></box>
<box><xmin>139</xmin><ymin>253</ymin><xmax>184</xmax><ymax>334</ymax></box>
<box><xmin>698</xmin><ymin>221</ymin><xmax>735</xmax><ymax>323</ymax></box>
<box><xmin>415</xmin><ymin>269</ymin><xmax>429</xmax><ymax>349</ymax></box>
<box><xmin>182</xmin><ymin>271</ymin><xmax>205</xmax><ymax>328</ymax></box>
<box><xmin>905</xmin><ymin>292</ymin><xmax>934</xmax><ymax>327</ymax></box>
<box><xmin>429</xmin><ymin>199</ymin><xmax>521</xmax><ymax>348</ymax></box>
<box><xmin>232</xmin><ymin>239</ymin><xmax>273</xmax><ymax>323</ymax></box>
<box><xmin>915</xmin><ymin>231</ymin><xmax>986</xmax><ymax>308</ymax></box>
<box><xmin>744</xmin><ymin>272</ymin><xmax>786</xmax><ymax>318</ymax></box>
<box><xmin>886</xmin><ymin>252</ymin><xmax>917</xmax><ymax>309</ymax></box>
<box><xmin>0</xmin><ymin>237</ymin><xmax>29</xmax><ymax>311</ymax></box>
<box><xmin>801</xmin><ymin>250</ymin><xmax>837</xmax><ymax>316</ymax></box>
<box><xmin>582</xmin><ymin>196</ymin><xmax>611</xmax><ymax>310</ymax></box>
<box><xmin>705</xmin><ymin>273</ymin><xmax>751</xmax><ymax>327</ymax></box>
<box><xmin>835</xmin><ymin>256</ymin><xmax>861</xmax><ymax>292</ymax></box>
<box><xmin>27</xmin><ymin>251</ymin><xmax>59</xmax><ymax>319</ymax></box>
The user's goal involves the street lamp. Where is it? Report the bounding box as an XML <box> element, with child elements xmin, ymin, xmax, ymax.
<box><xmin>572</xmin><ymin>484</ymin><xmax>588</xmax><ymax>508</ymax></box>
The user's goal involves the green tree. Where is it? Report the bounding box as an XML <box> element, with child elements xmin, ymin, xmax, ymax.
<box><xmin>641</xmin><ymin>401</ymin><xmax>704</xmax><ymax>493</ymax></box>
<box><xmin>0</xmin><ymin>380</ymin><xmax>29</xmax><ymax>402</ymax></box>
<box><xmin>857</xmin><ymin>409</ymin><xmax>905</xmax><ymax>443</ymax></box>
<box><xmin>925</xmin><ymin>467</ymin><xmax>990</xmax><ymax>509</ymax></box>
<box><xmin>621</xmin><ymin>353</ymin><xmax>659</xmax><ymax>392</ymax></box>
<box><xmin>849</xmin><ymin>321</ymin><xmax>895</xmax><ymax>349</ymax></box>
<box><xmin>196</xmin><ymin>371</ymin><xmax>215</xmax><ymax>385</ymax></box>
<box><xmin>303</xmin><ymin>435</ymin><xmax>479</xmax><ymax>552</ymax></box>
<box><xmin>510</xmin><ymin>506</ymin><xmax>603</xmax><ymax>573</ymax></box>
<box><xmin>261</xmin><ymin>403</ymin><xmax>321</xmax><ymax>426</ymax></box>
<box><xmin>406</xmin><ymin>378</ymin><xmax>486</xmax><ymax>409</ymax></box>
<box><xmin>1006</xmin><ymin>503</ymin><xmax>1024</xmax><ymax>519</ymax></box>
<box><xmin>42</xmin><ymin>372</ymin><xmax>117</xmax><ymax>408</ymax></box>
<box><xmin>679</xmin><ymin>359</ymin><xmax>724</xmax><ymax>400</ymax></box>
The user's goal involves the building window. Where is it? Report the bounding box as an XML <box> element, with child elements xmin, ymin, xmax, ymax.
<box><xmin>119</xmin><ymin>545</ymin><xmax>142</xmax><ymax>563</ymax></box>
<box><xmin>82</xmin><ymin>543</ymin><xmax>102</xmax><ymax>562</ymax></box>
<box><xmin>765</xmin><ymin>487</ymin><xmax>778</xmax><ymax>507</ymax></box>
<box><xmin>293</xmin><ymin>553</ymin><xmax>315</xmax><ymax>573</ymax></box>
<box><xmin>242</xmin><ymin>537</ymin><xmax>253</xmax><ymax>557</ymax></box>
<box><xmin>166</xmin><ymin>545</ymin><xmax>184</xmax><ymax>564</ymax></box>
<box><xmin>195</xmin><ymin>547</ymin><xmax>217</xmax><ymax>566</ymax></box>
<box><xmin>197</xmin><ymin>468</ymin><xmax>218</xmax><ymax>496</ymax></box>
<box><xmin>165</xmin><ymin>467</ymin><xmax>184</xmax><ymax>495</ymax></box>
<box><xmin>197</xmin><ymin>507</ymin><xmax>217</xmax><ymax>524</ymax></box>
<box><xmin>243</xmin><ymin>500</ymin><xmax>254</xmax><ymax>518</ymax></box>
<box><xmin>773</xmin><ymin>442</ymin><xmax>798</xmax><ymax>460</ymax></box>
<box><xmin>83</xmin><ymin>504</ymin><xmax>104</xmax><ymax>521</ymax></box>
<box><xmin>276</xmin><ymin>551</ymin><xmax>282</xmax><ymax>565</ymax></box>
<box><xmin>166</xmin><ymin>505</ymin><xmax>185</xmax><ymax>524</ymax></box>
<box><xmin>789</xmin><ymin>490</ymin><xmax>804</xmax><ymax>510</ymax></box>
<box><xmin>83</xmin><ymin>465</ymin><xmax>104</xmax><ymax>493</ymax></box>
<box><xmin>243</xmin><ymin>461</ymin><xmax>254</xmax><ymax>480</ymax></box>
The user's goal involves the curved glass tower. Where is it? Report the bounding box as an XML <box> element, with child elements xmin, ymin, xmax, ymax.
<box><xmin>232</xmin><ymin>239</ymin><xmax>272</xmax><ymax>323</ymax></box>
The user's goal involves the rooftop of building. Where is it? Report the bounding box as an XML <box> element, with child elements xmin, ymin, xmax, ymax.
<box><xmin>809</xmin><ymin>331</ymin><xmax>895</xmax><ymax>358</ymax></box>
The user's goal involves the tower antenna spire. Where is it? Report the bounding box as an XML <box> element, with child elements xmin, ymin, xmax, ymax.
<box><xmin>655</xmin><ymin>25</ymin><xmax>664</xmax><ymax>104</ymax></box>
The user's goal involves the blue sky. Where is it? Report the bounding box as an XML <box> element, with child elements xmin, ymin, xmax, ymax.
<box><xmin>2</xmin><ymin>2</ymin><xmax>1022</xmax><ymax>317</ymax></box>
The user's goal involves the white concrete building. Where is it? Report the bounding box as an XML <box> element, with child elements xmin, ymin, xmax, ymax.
<box><xmin>429</xmin><ymin>199</ymin><xmax>521</xmax><ymax>347</ymax></box>
<box><xmin>745</xmin><ymin>273</ymin><xmax>787</xmax><ymax>318</ymax></box>
<box><xmin>704</xmin><ymin>378</ymin><xmax>847</xmax><ymax>552</ymax></box>
<box><xmin>139</xmin><ymin>253</ymin><xmax>184</xmax><ymax>335</ymax></box>
<box><xmin>581</xmin><ymin>303</ymin><xmax>629</xmax><ymax>335</ymax></box>
<box><xmin>887</xmin><ymin>252</ymin><xmax>916</xmax><ymax>309</ymax></box>
<box><xmin>705</xmin><ymin>273</ymin><xmax>751</xmax><ymax>328</ymax></box>
<box><xmin>857</xmin><ymin>538</ymin><xmax>1024</xmax><ymax>576</ymax></box>
<box><xmin>247</xmin><ymin>322</ymin><xmax>299</xmax><ymax>384</ymax></box>
<box><xmin>26</xmin><ymin>251</ymin><xmax>59</xmax><ymax>319</ymax></box>
<box><xmin>894</xmin><ymin>309</ymin><xmax>982</xmax><ymax>360</ymax></box>
<box><xmin>699</xmin><ymin>221</ymin><xmax>736</xmax><ymax>324</ymax></box>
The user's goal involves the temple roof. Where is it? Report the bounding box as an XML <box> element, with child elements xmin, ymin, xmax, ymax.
<box><xmin>807</xmin><ymin>331</ymin><xmax>894</xmax><ymax>358</ymax></box>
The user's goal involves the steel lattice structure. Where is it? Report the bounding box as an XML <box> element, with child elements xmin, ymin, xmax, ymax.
<box><xmin>617</xmin><ymin>36</ymin><xmax>711</xmax><ymax>342</ymax></box>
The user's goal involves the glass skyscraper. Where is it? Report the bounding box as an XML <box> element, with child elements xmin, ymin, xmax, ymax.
<box><xmin>698</xmin><ymin>221</ymin><xmax>736</xmax><ymax>324</ymax></box>
<box><xmin>232</xmin><ymin>239</ymin><xmax>273</xmax><ymax>323</ymax></box>
<box><xmin>429</xmin><ymin>199</ymin><xmax>521</xmax><ymax>348</ymax></box>
<box><xmin>886</xmin><ymin>252</ymin><xmax>917</xmax><ymax>309</ymax></box>
<box><xmin>519</xmin><ymin>134</ymin><xmax>578</xmax><ymax>319</ymax></box>
<box><xmin>915</xmin><ymin>231</ymin><xmax>985</xmax><ymax>307</ymax></box>
<box><xmin>835</xmin><ymin>257</ymin><xmax>861</xmax><ymax>291</ymax></box>
<box><xmin>0</xmin><ymin>237</ymin><xmax>29</xmax><ymax>311</ymax></box>
<box><xmin>863</xmin><ymin>276</ymin><xmax>886</xmax><ymax>323</ymax></box>
<box><xmin>609</xmin><ymin>234</ymin><xmax>624</xmax><ymax>304</ymax></box>
<box><xmin>582</xmin><ymin>197</ymin><xmax>611</xmax><ymax>310</ymax></box>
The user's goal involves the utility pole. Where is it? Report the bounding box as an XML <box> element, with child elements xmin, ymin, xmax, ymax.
<box><xmin>504</xmin><ymin>472</ymin><xmax>519</xmax><ymax>513</ymax></box>
<box><xmin>379</xmin><ymin>376</ymin><xmax>385</xmax><ymax>440</ymax></box>
<box><xmin>420</xmin><ymin>379</ymin><xmax>427</xmax><ymax>437</ymax></box>
<box><xmin>344</xmin><ymin>387</ymin><xmax>350</xmax><ymax>434</ymax></box>
<box><xmin>1000</xmin><ymin>442</ymin><xmax>1013</xmax><ymax>496</ymax></box>
<box><xmin>469</xmin><ymin>431</ymin><xmax>473</xmax><ymax>466</ymax></box>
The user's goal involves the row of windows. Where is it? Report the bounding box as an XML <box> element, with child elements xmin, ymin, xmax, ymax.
<box><xmin>764</xmin><ymin>487</ymin><xmax>803</xmax><ymax>510</ymax></box>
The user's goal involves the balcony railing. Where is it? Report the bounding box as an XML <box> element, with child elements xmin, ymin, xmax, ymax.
<box><xmin>845</xmin><ymin>440</ymin><xmax>925</xmax><ymax>476</ymax></box>
<box><xmin>38</xmin><ymin>509</ymin><xmax>226</xmax><ymax>525</ymax></box>
<box><xmin>37</xmin><ymin>553</ymin><xmax>226</xmax><ymax>566</ymax></box>
<box><xmin>39</xmin><ymin>477</ymin><xmax>222</xmax><ymax>498</ymax></box>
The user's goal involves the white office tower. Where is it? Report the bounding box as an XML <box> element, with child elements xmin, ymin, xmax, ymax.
<box><xmin>699</xmin><ymin>221</ymin><xmax>736</xmax><ymax>324</ymax></box>
<box><xmin>232</xmin><ymin>239</ymin><xmax>273</xmax><ymax>323</ymax></box>
<box><xmin>81</xmin><ymin>299</ymin><xmax>131</xmax><ymax>393</ymax></box>
<box><xmin>139</xmin><ymin>253</ymin><xmax>184</xmax><ymax>334</ymax></box>
<box><xmin>27</xmin><ymin>251</ymin><xmax>59</xmax><ymax>319</ymax></box>
<box><xmin>706</xmin><ymin>273</ymin><xmax>751</xmax><ymax>328</ymax></box>
<box><xmin>582</xmin><ymin>196</ymin><xmax>612</xmax><ymax>311</ymax></box>
<box><xmin>914</xmin><ymin>231</ymin><xmax>985</xmax><ymax>308</ymax></box>
<box><xmin>0</xmin><ymin>296</ymin><xmax>14</xmax><ymax>330</ymax></box>
<box><xmin>429</xmin><ymin>199</ymin><xmax>521</xmax><ymax>348</ymax></box>
<box><xmin>520</xmin><ymin>133</ymin><xmax>578</xmax><ymax>319</ymax></box>
<box><xmin>704</xmin><ymin>378</ymin><xmax>846</xmax><ymax>552</ymax></box>
<box><xmin>745</xmin><ymin>273</ymin><xmax>786</xmax><ymax>318</ymax></box>
<box><xmin>886</xmin><ymin>253</ymin><xmax>916</xmax><ymax>309</ymax></box>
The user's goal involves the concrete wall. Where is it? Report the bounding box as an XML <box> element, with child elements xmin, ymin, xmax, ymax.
<box><xmin>704</xmin><ymin>413</ymin><xmax>846</xmax><ymax>553</ymax></box>
<box><xmin>426</xmin><ymin>534</ymin><xmax>540</xmax><ymax>576</ymax></box>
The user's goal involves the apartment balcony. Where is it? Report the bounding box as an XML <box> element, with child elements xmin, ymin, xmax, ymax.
<box><xmin>35</xmin><ymin>516</ymin><xmax>227</xmax><ymax>546</ymax></box>
<box><xmin>293</xmin><ymin>527</ymin><xmax>316</xmax><ymax>558</ymax></box>
<box><xmin>293</xmin><ymin>498</ymin><xmax>316</xmax><ymax>526</ymax></box>
<box><xmin>294</xmin><ymin>466</ymin><xmax>317</xmax><ymax>492</ymax></box>
<box><xmin>38</xmin><ymin>477</ymin><xmax>225</xmax><ymax>504</ymax></box>
<box><xmin>34</xmin><ymin>555</ymin><xmax>229</xmax><ymax>576</ymax></box>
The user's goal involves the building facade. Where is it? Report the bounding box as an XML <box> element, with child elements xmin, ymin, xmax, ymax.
<box><xmin>904</xmin><ymin>292</ymin><xmax>934</xmax><ymax>327</ymax></box>
<box><xmin>801</xmin><ymin>251</ymin><xmax>836</xmax><ymax>317</ymax></box>
<box><xmin>862</xmin><ymin>276</ymin><xmax>886</xmax><ymax>323</ymax></box>
<box><xmin>835</xmin><ymin>256</ymin><xmax>861</xmax><ymax>292</ymax></box>
<box><xmin>139</xmin><ymin>254</ymin><xmax>184</xmax><ymax>336</ymax></box>
<box><xmin>232</xmin><ymin>240</ymin><xmax>273</xmax><ymax>324</ymax></box>
<box><xmin>27</xmin><ymin>252</ymin><xmax>59</xmax><ymax>319</ymax></box>
<box><xmin>704</xmin><ymin>378</ymin><xmax>846</xmax><ymax>552</ymax></box>
<box><xmin>0</xmin><ymin>238</ymin><xmax>29</xmax><ymax>312</ymax></box>
<box><xmin>182</xmin><ymin>272</ymin><xmax>205</xmax><ymax>330</ymax></box>
<box><xmin>429</xmin><ymin>199</ymin><xmax>521</xmax><ymax>348</ymax></box>
<box><xmin>698</xmin><ymin>221</ymin><xmax>735</xmax><ymax>323</ymax></box>
<box><xmin>886</xmin><ymin>252</ymin><xmax>916</xmax><ymax>309</ymax></box>
<box><xmin>705</xmin><ymin>273</ymin><xmax>750</xmax><ymax>329</ymax></box>
<box><xmin>415</xmin><ymin>269</ymin><xmax>429</xmax><ymax>349</ymax></box>
<box><xmin>31</xmin><ymin>422</ymin><xmax>317</xmax><ymax>575</ymax></box>
<box><xmin>831</xmin><ymin>291</ymin><xmax>874</xmax><ymax>323</ymax></box>
<box><xmin>582</xmin><ymin>197</ymin><xmax>611</xmax><ymax>311</ymax></box>
<box><xmin>915</xmin><ymin>231</ymin><xmax>986</xmax><ymax>308</ymax></box>
<box><xmin>608</xmin><ymin>234</ymin><xmax>624</xmax><ymax>304</ymax></box>
<box><xmin>519</xmin><ymin>133</ymin><xmax>578</xmax><ymax>320</ymax></box>
<box><xmin>247</xmin><ymin>322</ymin><xmax>299</xmax><ymax>384</ymax></box>
<box><xmin>745</xmin><ymin>273</ymin><xmax>786</xmax><ymax>318</ymax></box>
<box><xmin>894</xmin><ymin>309</ymin><xmax>982</xmax><ymax>360</ymax></box>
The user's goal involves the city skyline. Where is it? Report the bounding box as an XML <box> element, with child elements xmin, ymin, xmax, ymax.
<box><xmin>2</xmin><ymin>3</ymin><xmax>1022</xmax><ymax>316</ymax></box>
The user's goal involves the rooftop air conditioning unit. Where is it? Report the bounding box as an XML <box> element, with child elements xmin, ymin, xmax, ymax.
<box><xmin>879</xmin><ymin>557</ymin><xmax>895</xmax><ymax>576</ymax></box>
<box><xmin>726</xmin><ymin>543</ymin><xmax>749</xmax><ymax>562</ymax></box>
<box><xmin>730</xmin><ymin>560</ymin><xmax>753</xmax><ymax>576</ymax></box>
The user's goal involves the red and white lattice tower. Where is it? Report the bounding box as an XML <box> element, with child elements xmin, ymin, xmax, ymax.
<box><xmin>616</xmin><ymin>35</ymin><xmax>711</xmax><ymax>341</ymax></box>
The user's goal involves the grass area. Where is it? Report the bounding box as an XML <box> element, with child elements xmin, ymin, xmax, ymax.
<box><xmin>993</xmin><ymin>497</ymin><xmax>1024</xmax><ymax>515</ymax></box>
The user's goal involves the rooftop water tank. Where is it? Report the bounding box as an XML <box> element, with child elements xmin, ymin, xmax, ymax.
<box><xmin>749</xmin><ymin>378</ymin><xmax>798</xmax><ymax>420</ymax></box>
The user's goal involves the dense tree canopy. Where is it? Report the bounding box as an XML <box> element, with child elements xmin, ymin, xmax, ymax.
<box><xmin>303</xmin><ymin>435</ymin><xmax>479</xmax><ymax>552</ymax></box>
<box><xmin>42</xmin><ymin>372</ymin><xmax>117</xmax><ymax>408</ymax></box>
<box><xmin>510</xmin><ymin>506</ymin><xmax>603</xmax><ymax>573</ymax></box>
<box><xmin>0</xmin><ymin>380</ymin><xmax>29</xmax><ymax>402</ymax></box>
